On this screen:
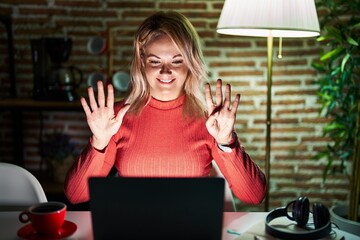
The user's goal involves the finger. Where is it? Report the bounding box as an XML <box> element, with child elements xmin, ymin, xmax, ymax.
<box><xmin>205</xmin><ymin>83</ymin><xmax>215</xmax><ymax>112</ymax></box>
<box><xmin>88</xmin><ymin>86</ymin><xmax>98</xmax><ymax>111</ymax></box>
<box><xmin>115</xmin><ymin>104</ymin><xmax>130</xmax><ymax>122</ymax></box>
<box><xmin>205</xmin><ymin>111</ymin><xmax>219</xmax><ymax>131</ymax></box>
<box><xmin>215</xmin><ymin>79</ymin><xmax>223</xmax><ymax>106</ymax></box>
<box><xmin>97</xmin><ymin>81</ymin><xmax>105</xmax><ymax>107</ymax></box>
<box><xmin>80</xmin><ymin>97</ymin><xmax>92</xmax><ymax>119</ymax></box>
<box><xmin>223</xmin><ymin>84</ymin><xmax>231</xmax><ymax>110</ymax></box>
<box><xmin>107</xmin><ymin>84</ymin><xmax>114</xmax><ymax>109</ymax></box>
<box><xmin>230</xmin><ymin>94</ymin><xmax>241</xmax><ymax>115</ymax></box>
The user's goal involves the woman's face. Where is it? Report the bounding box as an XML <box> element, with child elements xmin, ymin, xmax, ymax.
<box><xmin>143</xmin><ymin>35</ymin><xmax>188</xmax><ymax>101</ymax></box>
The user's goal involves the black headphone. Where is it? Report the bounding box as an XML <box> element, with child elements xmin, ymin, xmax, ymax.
<box><xmin>265</xmin><ymin>196</ymin><xmax>332</xmax><ymax>240</ymax></box>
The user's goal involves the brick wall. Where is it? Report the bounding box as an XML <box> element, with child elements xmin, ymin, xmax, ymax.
<box><xmin>0</xmin><ymin>0</ymin><xmax>349</xmax><ymax>211</ymax></box>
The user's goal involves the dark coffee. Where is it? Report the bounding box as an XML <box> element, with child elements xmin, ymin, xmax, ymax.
<box><xmin>32</xmin><ymin>205</ymin><xmax>63</xmax><ymax>213</ymax></box>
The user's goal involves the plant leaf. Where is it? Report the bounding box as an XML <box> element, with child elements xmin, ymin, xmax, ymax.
<box><xmin>350</xmin><ymin>22</ymin><xmax>360</xmax><ymax>29</ymax></box>
<box><xmin>341</xmin><ymin>53</ymin><xmax>351</xmax><ymax>72</ymax></box>
<box><xmin>311</xmin><ymin>62</ymin><xmax>326</xmax><ymax>72</ymax></box>
<box><xmin>320</xmin><ymin>47</ymin><xmax>343</xmax><ymax>61</ymax></box>
<box><xmin>316</xmin><ymin>36</ymin><xmax>328</xmax><ymax>42</ymax></box>
<box><xmin>346</xmin><ymin>35</ymin><xmax>359</xmax><ymax>46</ymax></box>
<box><xmin>325</xmin><ymin>26</ymin><xmax>343</xmax><ymax>42</ymax></box>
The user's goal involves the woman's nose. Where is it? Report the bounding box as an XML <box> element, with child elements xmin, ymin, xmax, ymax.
<box><xmin>160</xmin><ymin>63</ymin><xmax>172</xmax><ymax>74</ymax></box>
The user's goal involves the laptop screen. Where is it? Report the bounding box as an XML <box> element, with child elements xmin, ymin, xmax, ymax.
<box><xmin>89</xmin><ymin>177</ymin><xmax>225</xmax><ymax>240</ymax></box>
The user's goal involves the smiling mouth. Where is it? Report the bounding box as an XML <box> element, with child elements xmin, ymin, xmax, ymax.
<box><xmin>157</xmin><ymin>78</ymin><xmax>175</xmax><ymax>84</ymax></box>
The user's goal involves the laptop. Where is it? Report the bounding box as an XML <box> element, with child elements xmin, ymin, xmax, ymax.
<box><xmin>88</xmin><ymin>177</ymin><xmax>225</xmax><ymax>240</ymax></box>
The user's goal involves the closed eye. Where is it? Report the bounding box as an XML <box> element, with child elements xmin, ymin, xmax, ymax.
<box><xmin>147</xmin><ymin>59</ymin><xmax>161</xmax><ymax>66</ymax></box>
<box><xmin>172</xmin><ymin>59</ymin><xmax>183</xmax><ymax>64</ymax></box>
<box><xmin>149</xmin><ymin>60</ymin><xmax>160</xmax><ymax>64</ymax></box>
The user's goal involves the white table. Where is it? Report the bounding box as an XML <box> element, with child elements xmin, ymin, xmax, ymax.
<box><xmin>0</xmin><ymin>211</ymin><xmax>359</xmax><ymax>239</ymax></box>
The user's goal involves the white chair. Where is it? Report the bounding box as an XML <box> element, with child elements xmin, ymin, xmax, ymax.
<box><xmin>211</xmin><ymin>160</ymin><xmax>237</xmax><ymax>212</ymax></box>
<box><xmin>0</xmin><ymin>162</ymin><xmax>47</xmax><ymax>210</ymax></box>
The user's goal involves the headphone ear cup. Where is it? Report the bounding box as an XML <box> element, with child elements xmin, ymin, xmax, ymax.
<box><xmin>293</xmin><ymin>197</ymin><xmax>310</xmax><ymax>227</ymax></box>
<box><xmin>313</xmin><ymin>202</ymin><xmax>330</xmax><ymax>229</ymax></box>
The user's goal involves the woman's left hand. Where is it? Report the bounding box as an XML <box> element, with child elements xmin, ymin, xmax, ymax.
<box><xmin>205</xmin><ymin>79</ymin><xmax>240</xmax><ymax>145</ymax></box>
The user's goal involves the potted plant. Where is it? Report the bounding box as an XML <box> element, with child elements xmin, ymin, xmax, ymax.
<box><xmin>312</xmin><ymin>0</ymin><xmax>360</xmax><ymax>235</ymax></box>
<box><xmin>40</xmin><ymin>132</ymin><xmax>77</xmax><ymax>183</ymax></box>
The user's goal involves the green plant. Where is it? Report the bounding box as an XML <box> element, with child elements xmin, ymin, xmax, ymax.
<box><xmin>312</xmin><ymin>0</ymin><xmax>360</xmax><ymax>222</ymax></box>
<box><xmin>40</xmin><ymin>132</ymin><xmax>76</xmax><ymax>163</ymax></box>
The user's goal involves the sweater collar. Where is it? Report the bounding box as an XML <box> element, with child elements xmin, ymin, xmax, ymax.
<box><xmin>148</xmin><ymin>95</ymin><xmax>185</xmax><ymax>110</ymax></box>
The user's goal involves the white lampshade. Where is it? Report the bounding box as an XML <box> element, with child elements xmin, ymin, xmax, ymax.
<box><xmin>217</xmin><ymin>0</ymin><xmax>320</xmax><ymax>38</ymax></box>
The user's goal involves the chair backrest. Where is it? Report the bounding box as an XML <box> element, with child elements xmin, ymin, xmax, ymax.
<box><xmin>0</xmin><ymin>162</ymin><xmax>47</xmax><ymax>210</ymax></box>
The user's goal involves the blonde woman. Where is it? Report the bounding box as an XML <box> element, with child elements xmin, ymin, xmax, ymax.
<box><xmin>65</xmin><ymin>11</ymin><xmax>267</xmax><ymax>205</ymax></box>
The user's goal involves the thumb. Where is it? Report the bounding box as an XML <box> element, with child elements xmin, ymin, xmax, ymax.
<box><xmin>115</xmin><ymin>104</ymin><xmax>130</xmax><ymax>122</ymax></box>
<box><xmin>206</xmin><ymin>111</ymin><xmax>219</xmax><ymax>129</ymax></box>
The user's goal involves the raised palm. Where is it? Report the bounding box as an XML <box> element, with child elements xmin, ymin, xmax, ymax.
<box><xmin>81</xmin><ymin>81</ymin><xmax>129</xmax><ymax>150</ymax></box>
<box><xmin>205</xmin><ymin>79</ymin><xmax>240</xmax><ymax>145</ymax></box>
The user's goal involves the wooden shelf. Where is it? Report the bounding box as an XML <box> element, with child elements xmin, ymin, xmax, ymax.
<box><xmin>0</xmin><ymin>98</ymin><xmax>83</xmax><ymax>167</ymax></box>
<box><xmin>0</xmin><ymin>96</ymin><xmax>125</xmax><ymax>167</ymax></box>
<box><xmin>0</xmin><ymin>98</ymin><xmax>83</xmax><ymax>111</ymax></box>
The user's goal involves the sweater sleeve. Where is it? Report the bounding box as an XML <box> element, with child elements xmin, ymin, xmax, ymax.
<box><xmin>64</xmin><ymin>137</ymin><xmax>117</xmax><ymax>204</ymax></box>
<box><xmin>211</xmin><ymin>133</ymin><xmax>267</xmax><ymax>205</ymax></box>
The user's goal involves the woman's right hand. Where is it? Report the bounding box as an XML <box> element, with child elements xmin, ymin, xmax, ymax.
<box><xmin>81</xmin><ymin>81</ymin><xmax>130</xmax><ymax>150</ymax></box>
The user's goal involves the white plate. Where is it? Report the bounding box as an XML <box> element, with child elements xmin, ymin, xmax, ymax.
<box><xmin>87</xmin><ymin>36</ymin><xmax>106</xmax><ymax>55</ymax></box>
<box><xmin>87</xmin><ymin>72</ymin><xmax>107</xmax><ymax>91</ymax></box>
<box><xmin>112</xmin><ymin>71</ymin><xmax>130</xmax><ymax>92</ymax></box>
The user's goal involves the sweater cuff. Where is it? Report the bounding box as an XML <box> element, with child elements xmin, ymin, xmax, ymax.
<box><xmin>217</xmin><ymin>132</ymin><xmax>238</xmax><ymax>152</ymax></box>
<box><xmin>89</xmin><ymin>137</ymin><xmax>107</xmax><ymax>153</ymax></box>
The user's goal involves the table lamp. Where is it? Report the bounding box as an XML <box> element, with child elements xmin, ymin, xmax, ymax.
<box><xmin>217</xmin><ymin>0</ymin><xmax>320</xmax><ymax>211</ymax></box>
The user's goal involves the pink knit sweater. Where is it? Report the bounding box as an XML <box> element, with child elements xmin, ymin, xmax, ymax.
<box><xmin>64</xmin><ymin>95</ymin><xmax>267</xmax><ymax>204</ymax></box>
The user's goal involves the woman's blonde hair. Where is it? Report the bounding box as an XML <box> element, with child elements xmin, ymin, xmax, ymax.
<box><xmin>125</xmin><ymin>11</ymin><xmax>207</xmax><ymax>118</ymax></box>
